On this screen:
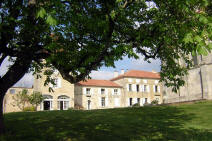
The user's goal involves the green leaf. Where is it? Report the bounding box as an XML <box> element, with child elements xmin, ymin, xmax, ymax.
<box><xmin>36</xmin><ymin>7</ymin><xmax>46</xmax><ymax>18</ymax></box>
<box><xmin>197</xmin><ymin>46</ymin><xmax>208</xmax><ymax>56</ymax></box>
<box><xmin>199</xmin><ymin>15</ymin><xmax>208</xmax><ymax>24</ymax></box>
<box><xmin>46</xmin><ymin>15</ymin><xmax>57</xmax><ymax>26</ymax></box>
<box><xmin>194</xmin><ymin>35</ymin><xmax>202</xmax><ymax>43</ymax></box>
<box><xmin>183</xmin><ymin>33</ymin><xmax>193</xmax><ymax>43</ymax></box>
<box><xmin>192</xmin><ymin>50</ymin><xmax>197</xmax><ymax>56</ymax></box>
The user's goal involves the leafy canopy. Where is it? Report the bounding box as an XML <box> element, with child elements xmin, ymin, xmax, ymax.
<box><xmin>0</xmin><ymin>0</ymin><xmax>211</xmax><ymax>92</ymax></box>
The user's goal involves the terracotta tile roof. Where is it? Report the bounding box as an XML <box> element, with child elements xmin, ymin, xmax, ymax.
<box><xmin>111</xmin><ymin>70</ymin><xmax>160</xmax><ymax>81</ymax></box>
<box><xmin>76</xmin><ymin>79</ymin><xmax>122</xmax><ymax>88</ymax></box>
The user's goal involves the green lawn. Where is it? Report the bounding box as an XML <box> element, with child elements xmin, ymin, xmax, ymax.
<box><xmin>1</xmin><ymin>101</ymin><xmax>212</xmax><ymax>141</ymax></box>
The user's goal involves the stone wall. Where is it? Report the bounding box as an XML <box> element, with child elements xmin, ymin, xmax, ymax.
<box><xmin>163</xmin><ymin>53</ymin><xmax>212</xmax><ymax>103</ymax></box>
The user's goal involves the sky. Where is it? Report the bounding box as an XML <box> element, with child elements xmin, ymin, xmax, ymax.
<box><xmin>0</xmin><ymin>55</ymin><xmax>161</xmax><ymax>88</ymax></box>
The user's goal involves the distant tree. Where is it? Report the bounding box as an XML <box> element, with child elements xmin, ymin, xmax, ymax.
<box><xmin>0</xmin><ymin>0</ymin><xmax>211</xmax><ymax>134</ymax></box>
<box><xmin>28</xmin><ymin>92</ymin><xmax>44</xmax><ymax>111</ymax></box>
<box><xmin>12</xmin><ymin>89</ymin><xmax>29</xmax><ymax>111</ymax></box>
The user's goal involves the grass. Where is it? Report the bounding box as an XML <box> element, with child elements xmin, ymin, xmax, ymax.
<box><xmin>1</xmin><ymin>101</ymin><xmax>212</xmax><ymax>141</ymax></box>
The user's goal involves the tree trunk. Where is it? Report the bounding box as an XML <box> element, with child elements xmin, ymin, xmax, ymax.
<box><xmin>0</xmin><ymin>58</ymin><xmax>32</xmax><ymax>135</ymax></box>
<box><xmin>0</xmin><ymin>94</ymin><xmax>5</xmax><ymax>134</ymax></box>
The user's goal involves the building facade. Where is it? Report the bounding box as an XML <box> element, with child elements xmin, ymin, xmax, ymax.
<box><xmin>3</xmin><ymin>69</ymin><xmax>163</xmax><ymax>113</ymax></box>
<box><xmin>163</xmin><ymin>53</ymin><xmax>212</xmax><ymax>103</ymax></box>
<box><xmin>111</xmin><ymin>70</ymin><xmax>163</xmax><ymax>106</ymax></box>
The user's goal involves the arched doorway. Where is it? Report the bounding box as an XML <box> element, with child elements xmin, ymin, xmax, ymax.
<box><xmin>41</xmin><ymin>95</ymin><xmax>53</xmax><ymax>111</ymax></box>
<box><xmin>57</xmin><ymin>95</ymin><xmax>70</xmax><ymax>110</ymax></box>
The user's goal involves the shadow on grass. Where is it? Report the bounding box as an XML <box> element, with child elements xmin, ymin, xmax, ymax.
<box><xmin>2</xmin><ymin>106</ymin><xmax>212</xmax><ymax>141</ymax></box>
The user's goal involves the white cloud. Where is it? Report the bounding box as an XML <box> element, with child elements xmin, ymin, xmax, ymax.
<box><xmin>90</xmin><ymin>70</ymin><xmax>114</xmax><ymax>80</ymax></box>
<box><xmin>130</xmin><ymin>55</ymin><xmax>161</xmax><ymax>72</ymax></box>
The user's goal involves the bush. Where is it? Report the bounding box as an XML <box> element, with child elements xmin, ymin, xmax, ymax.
<box><xmin>132</xmin><ymin>103</ymin><xmax>140</xmax><ymax>107</ymax></box>
<box><xmin>68</xmin><ymin>107</ymin><xmax>75</xmax><ymax>110</ymax></box>
<box><xmin>151</xmin><ymin>100</ymin><xmax>159</xmax><ymax>105</ymax></box>
<box><xmin>23</xmin><ymin>106</ymin><xmax>36</xmax><ymax>112</ymax></box>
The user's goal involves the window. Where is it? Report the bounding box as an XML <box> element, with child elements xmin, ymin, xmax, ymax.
<box><xmin>155</xmin><ymin>85</ymin><xmax>158</xmax><ymax>93</ymax></box>
<box><xmin>144</xmin><ymin>85</ymin><xmax>147</xmax><ymax>92</ymax></box>
<box><xmin>129</xmin><ymin>98</ymin><xmax>132</xmax><ymax>106</ymax></box>
<box><xmin>86</xmin><ymin>88</ymin><xmax>91</xmax><ymax>95</ymax></box>
<box><xmin>101</xmin><ymin>97</ymin><xmax>105</xmax><ymax>107</ymax></box>
<box><xmin>101</xmin><ymin>89</ymin><xmax>105</xmax><ymax>94</ymax></box>
<box><xmin>145</xmin><ymin>98</ymin><xmax>148</xmax><ymax>103</ymax></box>
<box><xmin>136</xmin><ymin>85</ymin><xmax>139</xmax><ymax>92</ymax></box>
<box><xmin>57</xmin><ymin>95</ymin><xmax>70</xmax><ymax>110</ymax></box>
<box><xmin>53</xmin><ymin>78</ymin><xmax>61</xmax><ymax>88</ymax></box>
<box><xmin>10</xmin><ymin>89</ymin><xmax>15</xmax><ymax>94</ymax></box>
<box><xmin>129</xmin><ymin>84</ymin><xmax>132</xmax><ymax>91</ymax></box>
<box><xmin>114</xmin><ymin>89</ymin><xmax>118</xmax><ymax>95</ymax></box>
<box><xmin>137</xmin><ymin>98</ymin><xmax>140</xmax><ymax>104</ymax></box>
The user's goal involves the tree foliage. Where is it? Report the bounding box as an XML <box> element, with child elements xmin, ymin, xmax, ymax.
<box><xmin>28</xmin><ymin>92</ymin><xmax>44</xmax><ymax>111</ymax></box>
<box><xmin>1</xmin><ymin>0</ymin><xmax>211</xmax><ymax>93</ymax></box>
<box><xmin>0</xmin><ymin>0</ymin><xmax>211</xmax><ymax>134</ymax></box>
<box><xmin>12</xmin><ymin>89</ymin><xmax>29</xmax><ymax>111</ymax></box>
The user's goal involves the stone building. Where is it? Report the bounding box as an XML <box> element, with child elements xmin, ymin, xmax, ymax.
<box><xmin>163</xmin><ymin>53</ymin><xmax>212</xmax><ymax>103</ymax></box>
<box><xmin>33</xmin><ymin>70</ymin><xmax>75</xmax><ymax>110</ymax></box>
<box><xmin>111</xmin><ymin>70</ymin><xmax>163</xmax><ymax>106</ymax></box>
<box><xmin>75</xmin><ymin>79</ymin><xmax>123</xmax><ymax>110</ymax></box>
<box><xmin>3</xmin><ymin>87</ymin><xmax>33</xmax><ymax>113</ymax></box>
<box><xmin>3</xmin><ymin>69</ymin><xmax>163</xmax><ymax>112</ymax></box>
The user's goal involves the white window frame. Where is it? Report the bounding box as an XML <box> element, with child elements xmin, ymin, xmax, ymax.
<box><xmin>86</xmin><ymin>88</ymin><xmax>91</xmax><ymax>95</ymax></box>
<box><xmin>114</xmin><ymin>89</ymin><xmax>118</xmax><ymax>95</ymax></box>
<box><xmin>101</xmin><ymin>88</ymin><xmax>105</xmax><ymax>95</ymax></box>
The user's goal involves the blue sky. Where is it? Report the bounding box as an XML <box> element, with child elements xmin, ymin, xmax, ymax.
<box><xmin>0</xmin><ymin>56</ymin><xmax>161</xmax><ymax>88</ymax></box>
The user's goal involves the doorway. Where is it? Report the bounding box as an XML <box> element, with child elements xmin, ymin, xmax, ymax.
<box><xmin>60</xmin><ymin>101</ymin><xmax>64</xmax><ymax>110</ymax></box>
<box><xmin>44</xmin><ymin>101</ymin><xmax>50</xmax><ymax>110</ymax></box>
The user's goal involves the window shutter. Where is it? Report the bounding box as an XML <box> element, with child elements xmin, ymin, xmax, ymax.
<box><xmin>91</xmin><ymin>88</ymin><xmax>93</xmax><ymax>95</ymax></box>
<box><xmin>106</xmin><ymin>97</ymin><xmax>108</xmax><ymax>106</ymax></box>
<box><xmin>158</xmin><ymin>86</ymin><xmax>160</xmax><ymax>93</ymax></box>
<box><xmin>133</xmin><ymin>98</ymin><xmax>136</xmax><ymax>104</ymax></box>
<box><xmin>105</xmin><ymin>88</ymin><xmax>108</xmax><ymax>95</ymax></box>
<box><xmin>99</xmin><ymin>97</ymin><xmax>101</xmax><ymax>107</ymax></box>
<box><xmin>126</xmin><ymin>84</ymin><xmax>129</xmax><ymax>91</ymax></box>
<box><xmin>83</xmin><ymin>88</ymin><xmax>86</xmax><ymax>95</ymax></box>
<box><xmin>112</xmin><ymin>89</ymin><xmax>114</xmax><ymax>95</ymax></box>
<box><xmin>127</xmin><ymin>98</ymin><xmax>129</xmax><ymax>106</ymax></box>
<box><xmin>118</xmin><ymin>89</ymin><xmax>121</xmax><ymax>95</ymax></box>
<box><xmin>132</xmin><ymin>84</ymin><xmax>136</xmax><ymax>91</ymax></box>
<box><xmin>142</xmin><ymin>98</ymin><xmax>145</xmax><ymax>105</ymax></box>
<box><xmin>153</xmin><ymin>85</ymin><xmax>155</xmax><ymax>93</ymax></box>
<box><xmin>58</xmin><ymin>78</ymin><xmax>61</xmax><ymax>88</ymax></box>
<box><xmin>98</xmin><ymin>88</ymin><xmax>101</xmax><ymax>94</ymax></box>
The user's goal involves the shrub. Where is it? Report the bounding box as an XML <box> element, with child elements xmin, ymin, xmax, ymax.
<box><xmin>68</xmin><ymin>107</ymin><xmax>75</xmax><ymax>110</ymax></box>
<box><xmin>132</xmin><ymin>103</ymin><xmax>140</xmax><ymax>107</ymax></box>
<box><xmin>23</xmin><ymin>106</ymin><xmax>36</xmax><ymax>112</ymax></box>
<box><xmin>151</xmin><ymin>100</ymin><xmax>159</xmax><ymax>105</ymax></box>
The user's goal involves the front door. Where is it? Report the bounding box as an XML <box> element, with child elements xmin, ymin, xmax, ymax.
<box><xmin>44</xmin><ymin>101</ymin><xmax>50</xmax><ymax>110</ymax></box>
<box><xmin>60</xmin><ymin>101</ymin><xmax>63</xmax><ymax>110</ymax></box>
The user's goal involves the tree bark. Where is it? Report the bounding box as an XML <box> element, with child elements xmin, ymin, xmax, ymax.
<box><xmin>0</xmin><ymin>58</ymin><xmax>32</xmax><ymax>135</ymax></box>
<box><xmin>0</xmin><ymin>94</ymin><xmax>5</xmax><ymax>134</ymax></box>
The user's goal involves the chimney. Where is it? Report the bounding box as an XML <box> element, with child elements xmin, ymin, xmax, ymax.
<box><xmin>121</xmin><ymin>69</ymin><xmax>125</xmax><ymax>75</ymax></box>
<box><xmin>114</xmin><ymin>71</ymin><xmax>119</xmax><ymax>78</ymax></box>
